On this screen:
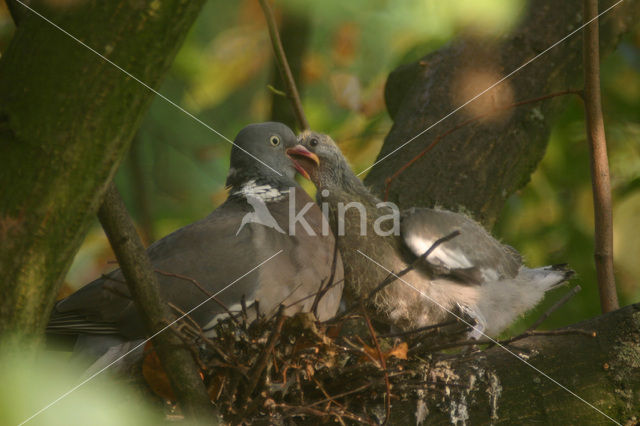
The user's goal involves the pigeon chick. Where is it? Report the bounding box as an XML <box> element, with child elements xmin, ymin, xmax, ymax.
<box><xmin>292</xmin><ymin>130</ymin><xmax>573</xmax><ymax>337</ymax></box>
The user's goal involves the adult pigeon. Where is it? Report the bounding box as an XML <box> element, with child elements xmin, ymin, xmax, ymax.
<box><xmin>292</xmin><ymin>131</ymin><xmax>573</xmax><ymax>337</ymax></box>
<box><xmin>47</xmin><ymin>123</ymin><xmax>343</xmax><ymax>373</ymax></box>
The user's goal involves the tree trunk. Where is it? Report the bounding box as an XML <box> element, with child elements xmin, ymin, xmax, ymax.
<box><xmin>0</xmin><ymin>0</ymin><xmax>205</xmax><ymax>351</ymax></box>
<box><xmin>358</xmin><ymin>2</ymin><xmax>640</xmax><ymax>422</ymax></box>
<box><xmin>384</xmin><ymin>304</ymin><xmax>640</xmax><ymax>424</ymax></box>
<box><xmin>365</xmin><ymin>0</ymin><xmax>639</xmax><ymax>227</ymax></box>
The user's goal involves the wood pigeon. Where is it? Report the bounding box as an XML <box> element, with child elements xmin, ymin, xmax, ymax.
<box><xmin>291</xmin><ymin>131</ymin><xmax>573</xmax><ymax>338</ymax></box>
<box><xmin>47</xmin><ymin>122</ymin><xmax>343</xmax><ymax>373</ymax></box>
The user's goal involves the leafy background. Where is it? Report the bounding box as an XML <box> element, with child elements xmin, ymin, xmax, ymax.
<box><xmin>1</xmin><ymin>1</ymin><xmax>638</xmax><ymax>422</ymax></box>
<box><xmin>2</xmin><ymin>0</ymin><xmax>639</xmax><ymax>346</ymax></box>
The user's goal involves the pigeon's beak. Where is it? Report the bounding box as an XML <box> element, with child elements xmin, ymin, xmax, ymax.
<box><xmin>286</xmin><ymin>145</ymin><xmax>320</xmax><ymax>180</ymax></box>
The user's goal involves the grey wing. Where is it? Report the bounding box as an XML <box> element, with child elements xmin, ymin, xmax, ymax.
<box><xmin>49</xmin><ymin>194</ymin><xmax>344</xmax><ymax>339</ymax></box>
<box><xmin>400</xmin><ymin>207</ymin><xmax>521</xmax><ymax>283</ymax></box>
<box><xmin>49</xmin><ymin>202</ymin><xmax>261</xmax><ymax>339</ymax></box>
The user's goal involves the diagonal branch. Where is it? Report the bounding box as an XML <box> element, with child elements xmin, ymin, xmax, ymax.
<box><xmin>98</xmin><ymin>183</ymin><xmax>214</xmax><ymax>420</ymax></box>
<box><xmin>4</xmin><ymin>0</ymin><xmax>24</xmax><ymax>25</ymax></box>
<box><xmin>258</xmin><ymin>0</ymin><xmax>309</xmax><ymax>130</ymax></box>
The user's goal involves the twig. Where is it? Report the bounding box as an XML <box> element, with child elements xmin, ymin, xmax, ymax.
<box><xmin>383</xmin><ymin>90</ymin><xmax>582</xmax><ymax>200</ymax></box>
<box><xmin>240</xmin><ymin>294</ymin><xmax>249</xmax><ymax>324</ymax></box>
<box><xmin>254</xmin><ymin>299</ymin><xmax>261</xmax><ymax>319</ymax></box>
<box><xmin>334</xmin><ymin>230</ymin><xmax>460</xmax><ymax>322</ymax></box>
<box><xmin>258</xmin><ymin>0</ymin><xmax>309</xmax><ymax>130</ymax></box>
<box><xmin>367</xmin><ymin>230</ymin><xmax>460</xmax><ymax>303</ymax></box>
<box><xmin>303</xmin><ymin>382</ymin><xmax>376</xmax><ymax>408</ymax></box>
<box><xmin>310</xmin><ymin>378</ymin><xmax>349</xmax><ymax>426</ymax></box>
<box><xmin>278</xmin><ymin>403</ymin><xmax>370</xmax><ymax>424</ymax></box>
<box><xmin>352</xmin><ymin>336</ymin><xmax>383</xmax><ymax>365</ymax></box>
<box><xmin>527</xmin><ymin>285</ymin><xmax>582</xmax><ymax>331</ymax></box>
<box><xmin>379</xmin><ymin>319</ymin><xmax>457</xmax><ymax>338</ymax></box>
<box><xmin>169</xmin><ymin>302</ymin><xmax>241</xmax><ymax>366</ymax></box>
<box><xmin>312</xmin><ymin>377</ymin><xmax>347</xmax><ymax>412</ymax></box>
<box><xmin>499</xmin><ymin>328</ymin><xmax>596</xmax><ymax>345</ymax></box>
<box><xmin>167</xmin><ymin>302</ymin><xmax>201</xmax><ymax>338</ymax></box>
<box><xmin>429</xmin><ymin>328</ymin><xmax>596</xmax><ymax>352</ymax></box>
<box><xmin>284</xmin><ymin>278</ymin><xmax>345</xmax><ymax>313</ymax></box>
<box><xmin>311</xmin><ymin>222</ymin><xmax>341</xmax><ymax>317</ymax></box>
<box><xmin>582</xmin><ymin>0</ymin><xmax>619</xmax><ymax>313</ymax></box>
<box><xmin>360</xmin><ymin>303</ymin><xmax>391</xmax><ymax>425</ymax></box>
<box><xmin>97</xmin><ymin>183</ymin><xmax>214</xmax><ymax>419</ymax></box>
<box><xmin>240</xmin><ymin>306</ymin><xmax>286</xmax><ymax>405</ymax></box>
<box><xmin>154</xmin><ymin>269</ymin><xmax>240</xmax><ymax>325</ymax></box>
<box><xmin>267</xmin><ymin>84</ymin><xmax>287</xmax><ymax>97</ymax></box>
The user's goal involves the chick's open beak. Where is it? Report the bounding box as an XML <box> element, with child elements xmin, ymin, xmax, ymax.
<box><xmin>286</xmin><ymin>145</ymin><xmax>320</xmax><ymax>180</ymax></box>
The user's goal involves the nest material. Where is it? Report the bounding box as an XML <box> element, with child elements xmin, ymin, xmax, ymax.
<box><xmin>142</xmin><ymin>306</ymin><xmax>478</xmax><ymax>425</ymax></box>
<box><xmin>139</xmin><ymin>287</ymin><xmax>590</xmax><ymax>424</ymax></box>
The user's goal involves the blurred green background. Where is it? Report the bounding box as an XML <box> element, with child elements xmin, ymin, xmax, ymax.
<box><xmin>2</xmin><ymin>0</ymin><xmax>638</xmax><ymax>335</ymax></box>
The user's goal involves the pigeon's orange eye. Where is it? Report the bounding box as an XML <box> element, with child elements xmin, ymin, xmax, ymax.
<box><xmin>310</xmin><ymin>138</ymin><xmax>318</xmax><ymax>147</ymax></box>
<box><xmin>269</xmin><ymin>135</ymin><xmax>280</xmax><ymax>147</ymax></box>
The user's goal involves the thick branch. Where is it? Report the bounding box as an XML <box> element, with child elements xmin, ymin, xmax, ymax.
<box><xmin>127</xmin><ymin>134</ymin><xmax>155</xmax><ymax>244</ymax></box>
<box><xmin>4</xmin><ymin>0</ymin><xmax>24</xmax><ymax>26</ymax></box>
<box><xmin>0</xmin><ymin>0</ymin><xmax>205</xmax><ymax>350</ymax></box>
<box><xmin>387</xmin><ymin>304</ymin><xmax>640</xmax><ymax>424</ymax></box>
<box><xmin>365</xmin><ymin>0</ymin><xmax>639</xmax><ymax>226</ymax></box>
<box><xmin>97</xmin><ymin>184</ymin><xmax>214</xmax><ymax>420</ymax></box>
<box><xmin>583</xmin><ymin>0</ymin><xmax>619</xmax><ymax>313</ymax></box>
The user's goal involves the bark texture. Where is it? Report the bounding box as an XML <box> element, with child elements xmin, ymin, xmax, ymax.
<box><xmin>0</xmin><ymin>0</ymin><xmax>205</xmax><ymax>349</ymax></box>
<box><xmin>358</xmin><ymin>2</ymin><xmax>640</xmax><ymax>421</ymax></box>
<box><xmin>365</xmin><ymin>0</ymin><xmax>639</xmax><ymax>227</ymax></box>
<box><xmin>385</xmin><ymin>304</ymin><xmax>640</xmax><ymax>424</ymax></box>
<box><xmin>98</xmin><ymin>184</ymin><xmax>215</xmax><ymax>420</ymax></box>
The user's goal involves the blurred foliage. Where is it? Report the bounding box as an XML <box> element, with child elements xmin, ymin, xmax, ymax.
<box><xmin>0</xmin><ymin>0</ymin><xmax>637</xmax><ymax>332</ymax></box>
<box><xmin>495</xmin><ymin>31</ymin><xmax>640</xmax><ymax>333</ymax></box>
<box><xmin>0</xmin><ymin>350</ymin><xmax>158</xmax><ymax>425</ymax></box>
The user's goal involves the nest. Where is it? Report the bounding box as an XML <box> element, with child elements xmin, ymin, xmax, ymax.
<box><xmin>137</xmin><ymin>289</ymin><xmax>594</xmax><ymax>425</ymax></box>
<box><xmin>139</xmin><ymin>300</ymin><xmax>495</xmax><ymax>425</ymax></box>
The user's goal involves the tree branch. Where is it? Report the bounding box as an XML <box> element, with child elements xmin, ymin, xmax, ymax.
<box><xmin>582</xmin><ymin>0</ymin><xmax>619</xmax><ymax>313</ymax></box>
<box><xmin>267</xmin><ymin>9</ymin><xmax>310</xmax><ymax>131</ymax></box>
<box><xmin>258</xmin><ymin>0</ymin><xmax>309</xmax><ymax>130</ymax></box>
<box><xmin>0</xmin><ymin>0</ymin><xmax>206</xmax><ymax>351</ymax></box>
<box><xmin>126</xmin><ymin>134</ymin><xmax>155</xmax><ymax>244</ymax></box>
<box><xmin>97</xmin><ymin>183</ymin><xmax>215</xmax><ymax>420</ymax></box>
<box><xmin>4</xmin><ymin>0</ymin><xmax>24</xmax><ymax>26</ymax></box>
<box><xmin>365</xmin><ymin>0</ymin><xmax>640</xmax><ymax>227</ymax></box>
<box><xmin>387</xmin><ymin>304</ymin><xmax>640</xmax><ymax>424</ymax></box>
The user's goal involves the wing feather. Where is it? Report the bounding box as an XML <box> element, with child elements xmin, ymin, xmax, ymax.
<box><xmin>401</xmin><ymin>207</ymin><xmax>521</xmax><ymax>284</ymax></box>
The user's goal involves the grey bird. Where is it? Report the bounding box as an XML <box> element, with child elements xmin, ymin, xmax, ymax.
<box><xmin>47</xmin><ymin>123</ymin><xmax>343</xmax><ymax>373</ymax></box>
<box><xmin>291</xmin><ymin>131</ymin><xmax>573</xmax><ymax>338</ymax></box>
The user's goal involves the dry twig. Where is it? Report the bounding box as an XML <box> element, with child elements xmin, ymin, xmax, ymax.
<box><xmin>258</xmin><ymin>0</ymin><xmax>309</xmax><ymax>130</ymax></box>
<box><xmin>527</xmin><ymin>285</ymin><xmax>582</xmax><ymax>331</ymax></box>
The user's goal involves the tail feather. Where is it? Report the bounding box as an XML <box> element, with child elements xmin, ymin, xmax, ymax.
<box><xmin>525</xmin><ymin>264</ymin><xmax>575</xmax><ymax>291</ymax></box>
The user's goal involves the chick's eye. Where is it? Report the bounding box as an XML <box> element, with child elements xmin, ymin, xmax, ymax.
<box><xmin>269</xmin><ymin>135</ymin><xmax>280</xmax><ymax>146</ymax></box>
<box><xmin>310</xmin><ymin>138</ymin><xmax>319</xmax><ymax>147</ymax></box>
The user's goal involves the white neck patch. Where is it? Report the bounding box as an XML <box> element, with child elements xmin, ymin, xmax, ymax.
<box><xmin>233</xmin><ymin>179</ymin><xmax>288</xmax><ymax>202</ymax></box>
